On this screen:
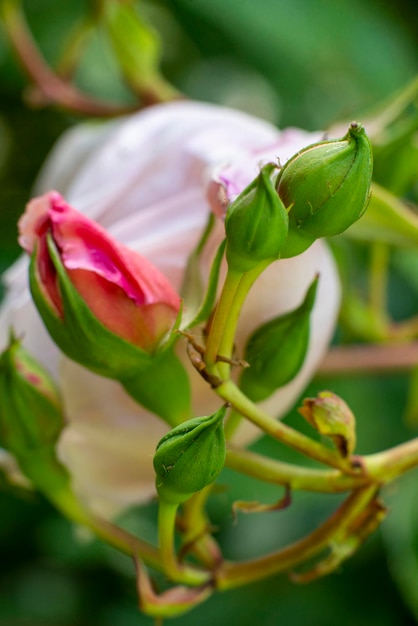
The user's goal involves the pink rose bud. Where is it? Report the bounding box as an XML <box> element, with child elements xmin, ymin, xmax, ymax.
<box><xmin>18</xmin><ymin>192</ymin><xmax>190</xmax><ymax>425</ymax></box>
<box><xmin>18</xmin><ymin>191</ymin><xmax>181</xmax><ymax>354</ymax></box>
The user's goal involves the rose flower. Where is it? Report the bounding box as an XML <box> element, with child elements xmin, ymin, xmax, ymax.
<box><xmin>0</xmin><ymin>102</ymin><xmax>339</xmax><ymax>515</ymax></box>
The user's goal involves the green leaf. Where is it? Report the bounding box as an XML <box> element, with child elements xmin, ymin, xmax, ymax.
<box><xmin>101</xmin><ymin>0</ymin><xmax>176</xmax><ymax>99</ymax></box>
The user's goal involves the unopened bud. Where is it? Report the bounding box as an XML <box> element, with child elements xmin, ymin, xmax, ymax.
<box><xmin>153</xmin><ymin>406</ymin><xmax>227</xmax><ymax>504</ymax></box>
<box><xmin>0</xmin><ymin>336</ymin><xmax>64</xmax><ymax>456</ymax></box>
<box><xmin>277</xmin><ymin>123</ymin><xmax>373</xmax><ymax>257</ymax></box>
<box><xmin>225</xmin><ymin>164</ymin><xmax>288</xmax><ymax>272</ymax></box>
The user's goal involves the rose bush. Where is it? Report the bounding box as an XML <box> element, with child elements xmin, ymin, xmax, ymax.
<box><xmin>0</xmin><ymin>102</ymin><xmax>340</xmax><ymax>515</ymax></box>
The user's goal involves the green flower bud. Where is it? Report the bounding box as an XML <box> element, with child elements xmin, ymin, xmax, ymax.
<box><xmin>239</xmin><ymin>276</ymin><xmax>318</xmax><ymax>402</ymax></box>
<box><xmin>299</xmin><ymin>391</ymin><xmax>356</xmax><ymax>457</ymax></box>
<box><xmin>225</xmin><ymin>164</ymin><xmax>288</xmax><ymax>272</ymax></box>
<box><xmin>0</xmin><ymin>336</ymin><xmax>64</xmax><ymax>457</ymax></box>
<box><xmin>153</xmin><ymin>406</ymin><xmax>227</xmax><ymax>504</ymax></box>
<box><xmin>276</xmin><ymin>123</ymin><xmax>373</xmax><ymax>257</ymax></box>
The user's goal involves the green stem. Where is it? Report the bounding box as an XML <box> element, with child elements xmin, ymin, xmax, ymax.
<box><xmin>215</xmin><ymin>485</ymin><xmax>377</xmax><ymax>590</ymax></box>
<box><xmin>204</xmin><ymin>267</ymin><xmax>243</xmax><ymax>371</ymax></box>
<box><xmin>226</xmin><ymin>447</ymin><xmax>369</xmax><ymax>493</ymax></box>
<box><xmin>363</xmin><ymin>436</ymin><xmax>418</xmax><ymax>483</ymax></box>
<box><xmin>217</xmin><ymin>380</ymin><xmax>357</xmax><ymax>473</ymax></box>
<box><xmin>180</xmin><ymin>488</ymin><xmax>223</xmax><ymax>567</ymax></box>
<box><xmin>158</xmin><ymin>498</ymin><xmax>212</xmax><ymax>586</ymax></box>
<box><xmin>217</xmin><ymin>261</ymin><xmax>271</xmax><ymax>380</ymax></box>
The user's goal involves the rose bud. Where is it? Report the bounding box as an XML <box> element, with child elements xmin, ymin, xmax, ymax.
<box><xmin>18</xmin><ymin>191</ymin><xmax>181</xmax><ymax>376</ymax></box>
<box><xmin>225</xmin><ymin>164</ymin><xmax>288</xmax><ymax>273</ymax></box>
<box><xmin>153</xmin><ymin>406</ymin><xmax>227</xmax><ymax>504</ymax></box>
<box><xmin>0</xmin><ymin>335</ymin><xmax>64</xmax><ymax>457</ymax></box>
<box><xmin>276</xmin><ymin>122</ymin><xmax>373</xmax><ymax>257</ymax></box>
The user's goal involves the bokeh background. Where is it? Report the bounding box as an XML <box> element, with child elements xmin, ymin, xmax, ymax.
<box><xmin>0</xmin><ymin>0</ymin><xmax>418</xmax><ymax>624</ymax></box>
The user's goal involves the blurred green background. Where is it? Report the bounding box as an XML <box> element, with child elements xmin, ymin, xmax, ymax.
<box><xmin>0</xmin><ymin>0</ymin><xmax>418</xmax><ymax>624</ymax></box>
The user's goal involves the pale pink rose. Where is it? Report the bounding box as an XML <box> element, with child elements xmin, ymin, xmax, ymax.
<box><xmin>0</xmin><ymin>102</ymin><xmax>339</xmax><ymax>515</ymax></box>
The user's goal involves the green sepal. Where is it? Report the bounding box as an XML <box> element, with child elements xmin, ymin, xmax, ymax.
<box><xmin>225</xmin><ymin>164</ymin><xmax>289</xmax><ymax>273</ymax></box>
<box><xmin>121</xmin><ymin>347</ymin><xmax>191</xmax><ymax>427</ymax></box>
<box><xmin>180</xmin><ymin>212</ymin><xmax>226</xmax><ymax>329</ymax></box>
<box><xmin>182</xmin><ymin>239</ymin><xmax>226</xmax><ymax>330</ymax></box>
<box><xmin>239</xmin><ymin>276</ymin><xmax>318</xmax><ymax>402</ymax></box>
<box><xmin>29</xmin><ymin>236</ymin><xmax>154</xmax><ymax>378</ymax></box>
<box><xmin>153</xmin><ymin>406</ymin><xmax>227</xmax><ymax>504</ymax></box>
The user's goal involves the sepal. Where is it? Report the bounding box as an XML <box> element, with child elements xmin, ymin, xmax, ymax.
<box><xmin>239</xmin><ymin>276</ymin><xmax>318</xmax><ymax>402</ymax></box>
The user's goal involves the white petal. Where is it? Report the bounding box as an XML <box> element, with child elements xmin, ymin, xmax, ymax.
<box><xmin>57</xmin><ymin>359</ymin><xmax>167</xmax><ymax>516</ymax></box>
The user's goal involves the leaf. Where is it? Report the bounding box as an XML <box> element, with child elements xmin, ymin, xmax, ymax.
<box><xmin>346</xmin><ymin>183</ymin><xmax>418</xmax><ymax>248</ymax></box>
<box><xmin>101</xmin><ymin>0</ymin><xmax>177</xmax><ymax>99</ymax></box>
